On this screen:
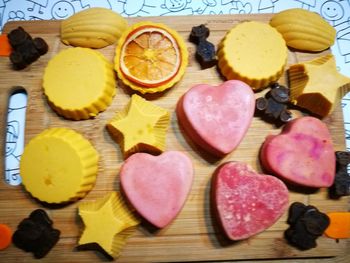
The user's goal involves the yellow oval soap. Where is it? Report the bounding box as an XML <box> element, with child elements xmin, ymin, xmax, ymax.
<box><xmin>270</xmin><ymin>8</ymin><xmax>335</xmax><ymax>51</ymax></box>
<box><xmin>217</xmin><ymin>21</ymin><xmax>287</xmax><ymax>90</ymax></box>
<box><xmin>61</xmin><ymin>7</ymin><xmax>128</xmax><ymax>48</ymax></box>
<box><xmin>20</xmin><ymin>128</ymin><xmax>99</xmax><ymax>204</ymax></box>
<box><xmin>43</xmin><ymin>47</ymin><xmax>116</xmax><ymax>120</ymax></box>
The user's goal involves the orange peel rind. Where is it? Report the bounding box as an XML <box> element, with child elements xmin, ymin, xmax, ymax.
<box><xmin>114</xmin><ymin>21</ymin><xmax>188</xmax><ymax>94</ymax></box>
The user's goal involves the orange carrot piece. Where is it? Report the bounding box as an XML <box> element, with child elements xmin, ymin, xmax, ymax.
<box><xmin>0</xmin><ymin>223</ymin><xmax>12</xmax><ymax>250</ymax></box>
<box><xmin>325</xmin><ymin>212</ymin><xmax>350</xmax><ymax>239</ymax></box>
<box><xmin>0</xmin><ymin>34</ymin><xmax>13</xmax><ymax>57</ymax></box>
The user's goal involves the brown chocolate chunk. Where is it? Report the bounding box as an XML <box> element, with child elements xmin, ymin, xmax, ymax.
<box><xmin>12</xmin><ymin>209</ymin><xmax>60</xmax><ymax>259</ymax></box>
<box><xmin>329</xmin><ymin>151</ymin><xmax>350</xmax><ymax>198</ymax></box>
<box><xmin>190</xmin><ymin>24</ymin><xmax>216</xmax><ymax>68</ymax></box>
<box><xmin>7</xmin><ymin>27</ymin><xmax>48</xmax><ymax>70</ymax></box>
<box><xmin>285</xmin><ymin>202</ymin><xmax>330</xmax><ymax>250</ymax></box>
<box><xmin>255</xmin><ymin>82</ymin><xmax>292</xmax><ymax>125</ymax></box>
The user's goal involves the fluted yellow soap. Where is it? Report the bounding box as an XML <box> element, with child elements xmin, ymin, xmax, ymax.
<box><xmin>218</xmin><ymin>21</ymin><xmax>287</xmax><ymax>90</ymax></box>
<box><xmin>288</xmin><ymin>54</ymin><xmax>350</xmax><ymax>117</ymax></box>
<box><xmin>20</xmin><ymin>128</ymin><xmax>99</xmax><ymax>204</ymax></box>
<box><xmin>78</xmin><ymin>192</ymin><xmax>140</xmax><ymax>259</ymax></box>
<box><xmin>107</xmin><ymin>94</ymin><xmax>170</xmax><ymax>158</ymax></box>
<box><xmin>43</xmin><ymin>47</ymin><xmax>116</xmax><ymax>120</ymax></box>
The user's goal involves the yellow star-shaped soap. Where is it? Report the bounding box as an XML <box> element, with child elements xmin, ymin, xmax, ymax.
<box><xmin>289</xmin><ymin>54</ymin><xmax>350</xmax><ymax>117</ymax></box>
<box><xmin>78</xmin><ymin>192</ymin><xmax>140</xmax><ymax>259</ymax></box>
<box><xmin>107</xmin><ymin>94</ymin><xmax>170</xmax><ymax>158</ymax></box>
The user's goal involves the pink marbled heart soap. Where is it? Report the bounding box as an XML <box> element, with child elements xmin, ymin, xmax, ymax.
<box><xmin>176</xmin><ymin>80</ymin><xmax>255</xmax><ymax>157</ymax></box>
<box><xmin>120</xmin><ymin>151</ymin><xmax>193</xmax><ymax>228</ymax></box>
<box><xmin>260</xmin><ymin>116</ymin><xmax>335</xmax><ymax>187</ymax></box>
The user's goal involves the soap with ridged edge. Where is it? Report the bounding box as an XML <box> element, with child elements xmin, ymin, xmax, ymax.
<box><xmin>43</xmin><ymin>47</ymin><xmax>116</xmax><ymax>120</ymax></box>
<box><xmin>107</xmin><ymin>94</ymin><xmax>170</xmax><ymax>158</ymax></box>
<box><xmin>217</xmin><ymin>21</ymin><xmax>287</xmax><ymax>90</ymax></box>
<box><xmin>270</xmin><ymin>8</ymin><xmax>335</xmax><ymax>51</ymax></box>
<box><xmin>78</xmin><ymin>192</ymin><xmax>140</xmax><ymax>259</ymax></box>
<box><xmin>288</xmin><ymin>54</ymin><xmax>350</xmax><ymax>117</ymax></box>
<box><xmin>20</xmin><ymin>128</ymin><xmax>99</xmax><ymax>204</ymax></box>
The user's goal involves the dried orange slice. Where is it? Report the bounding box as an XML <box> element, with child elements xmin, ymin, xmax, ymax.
<box><xmin>115</xmin><ymin>22</ymin><xmax>188</xmax><ymax>94</ymax></box>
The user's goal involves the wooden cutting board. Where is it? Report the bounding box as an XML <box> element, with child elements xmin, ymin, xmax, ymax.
<box><xmin>0</xmin><ymin>14</ymin><xmax>349</xmax><ymax>262</ymax></box>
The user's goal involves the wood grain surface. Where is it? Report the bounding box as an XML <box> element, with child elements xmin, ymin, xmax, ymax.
<box><xmin>0</xmin><ymin>14</ymin><xmax>349</xmax><ymax>262</ymax></box>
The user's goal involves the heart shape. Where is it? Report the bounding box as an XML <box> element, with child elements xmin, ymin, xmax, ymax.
<box><xmin>176</xmin><ymin>80</ymin><xmax>255</xmax><ymax>157</ymax></box>
<box><xmin>260</xmin><ymin>116</ymin><xmax>335</xmax><ymax>188</ymax></box>
<box><xmin>120</xmin><ymin>151</ymin><xmax>193</xmax><ymax>228</ymax></box>
<box><xmin>212</xmin><ymin>161</ymin><xmax>289</xmax><ymax>240</ymax></box>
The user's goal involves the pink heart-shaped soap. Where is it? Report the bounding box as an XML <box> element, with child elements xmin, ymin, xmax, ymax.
<box><xmin>120</xmin><ymin>151</ymin><xmax>193</xmax><ymax>228</ymax></box>
<box><xmin>176</xmin><ymin>80</ymin><xmax>255</xmax><ymax>157</ymax></box>
<box><xmin>260</xmin><ymin>116</ymin><xmax>336</xmax><ymax>188</ymax></box>
<box><xmin>212</xmin><ymin>162</ymin><xmax>289</xmax><ymax>240</ymax></box>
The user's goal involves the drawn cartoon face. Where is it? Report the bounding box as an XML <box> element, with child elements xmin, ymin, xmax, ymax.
<box><xmin>51</xmin><ymin>1</ymin><xmax>74</xmax><ymax>20</ymax></box>
<box><xmin>163</xmin><ymin>0</ymin><xmax>191</xmax><ymax>12</ymax></box>
<box><xmin>321</xmin><ymin>0</ymin><xmax>344</xmax><ymax>21</ymax></box>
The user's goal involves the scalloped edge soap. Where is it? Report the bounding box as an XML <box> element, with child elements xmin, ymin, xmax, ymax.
<box><xmin>43</xmin><ymin>47</ymin><xmax>116</xmax><ymax>120</ymax></box>
<box><xmin>20</xmin><ymin>128</ymin><xmax>99</xmax><ymax>204</ymax></box>
<box><xmin>217</xmin><ymin>21</ymin><xmax>287</xmax><ymax>90</ymax></box>
<box><xmin>78</xmin><ymin>192</ymin><xmax>140</xmax><ymax>259</ymax></box>
<box><xmin>107</xmin><ymin>94</ymin><xmax>170</xmax><ymax>158</ymax></box>
<box><xmin>270</xmin><ymin>8</ymin><xmax>335</xmax><ymax>52</ymax></box>
<box><xmin>114</xmin><ymin>21</ymin><xmax>188</xmax><ymax>94</ymax></box>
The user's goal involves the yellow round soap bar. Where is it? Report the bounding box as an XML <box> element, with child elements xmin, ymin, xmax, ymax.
<box><xmin>43</xmin><ymin>47</ymin><xmax>116</xmax><ymax>120</ymax></box>
<box><xmin>217</xmin><ymin>21</ymin><xmax>287</xmax><ymax>90</ymax></box>
<box><xmin>20</xmin><ymin>128</ymin><xmax>99</xmax><ymax>204</ymax></box>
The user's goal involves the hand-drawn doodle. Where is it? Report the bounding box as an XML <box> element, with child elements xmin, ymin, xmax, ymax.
<box><xmin>321</xmin><ymin>0</ymin><xmax>345</xmax><ymax>25</ymax></box>
<box><xmin>294</xmin><ymin>0</ymin><xmax>316</xmax><ymax>10</ymax></box>
<box><xmin>0</xmin><ymin>0</ymin><xmax>5</xmax><ymax>28</ymax></box>
<box><xmin>320</xmin><ymin>0</ymin><xmax>350</xmax><ymax>64</ymax></box>
<box><xmin>337</xmin><ymin>24</ymin><xmax>350</xmax><ymax>63</ymax></box>
<box><xmin>26</xmin><ymin>0</ymin><xmax>48</xmax><ymax>15</ymax></box>
<box><xmin>194</xmin><ymin>0</ymin><xmax>217</xmax><ymax>15</ymax></box>
<box><xmin>258</xmin><ymin>0</ymin><xmax>279</xmax><ymax>13</ymax></box>
<box><xmin>51</xmin><ymin>0</ymin><xmax>75</xmax><ymax>19</ymax></box>
<box><xmin>119</xmin><ymin>0</ymin><xmax>155</xmax><ymax>16</ymax></box>
<box><xmin>5</xmin><ymin>120</ymin><xmax>21</xmax><ymax>185</ymax></box>
<box><xmin>80</xmin><ymin>0</ymin><xmax>112</xmax><ymax>9</ymax></box>
<box><xmin>229</xmin><ymin>1</ymin><xmax>252</xmax><ymax>14</ymax></box>
<box><xmin>161</xmin><ymin>0</ymin><xmax>194</xmax><ymax>16</ymax></box>
<box><xmin>7</xmin><ymin>10</ymin><xmax>26</xmax><ymax>21</ymax></box>
<box><xmin>5</xmin><ymin>91</ymin><xmax>27</xmax><ymax>186</ymax></box>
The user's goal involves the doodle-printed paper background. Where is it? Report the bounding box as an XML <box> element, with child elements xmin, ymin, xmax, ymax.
<box><xmin>2</xmin><ymin>0</ymin><xmax>350</xmax><ymax>185</ymax></box>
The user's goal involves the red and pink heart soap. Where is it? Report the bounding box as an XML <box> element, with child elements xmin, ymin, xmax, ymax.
<box><xmin>120</xmin><ymin>151</ymin><xmax>193</xmax><ymax>228</ymax></box>
<box><xmin>260</xmin><ymin>116</ymin><xmax>335</xmax><ymax>188</ymax></box>
<box><xmin>176</xmin><ymin>80</ymin><xmax>255</xmax><ymax>157</ymax></box>
<box><xmin>212</xmin><ymin>161</ymin><xmax>289</xmax><ymax>240</ymax></box>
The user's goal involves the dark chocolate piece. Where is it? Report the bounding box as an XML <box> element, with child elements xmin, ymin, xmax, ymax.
<box><xmin>7</xmin><ymin>27</ymin><xmax>32</xmax><ymax>47</ymax></box>
<box><xmin>190</xmin><ymin>24</ymin><xmax>217</xmax><ymax>68</ymax></box>
<box><xmin>12</xmin><ymin>209</ymin><xmax>60</xmax><ymax>259</ymax></box>
<box><xmin>10</xmin><ymin>51</ymin><xmax>27</xmax><ymax>69</ymax></box>
<box><xmin>33</xmin><ymin>38</ymin><xmax>49</xmax><ymax>55</ymax></box>
<box><xmin>7</xmin><ymin>27</ymin><xmax>48</xmax><ymax>70</ymax></box>
<box><xmin>284</xmin><ymin>202</ymin><xmax>330</xmax><ymax>250</ymax></box>
<box><xmin>255</xmin><ymin>82</ymin><xmax>292</xmax><ymax>125</ymax></box>
<box><xmin>329</xmin><ymin>151</ymin><xmax>350</xmax><ymax>198</ymax></box>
